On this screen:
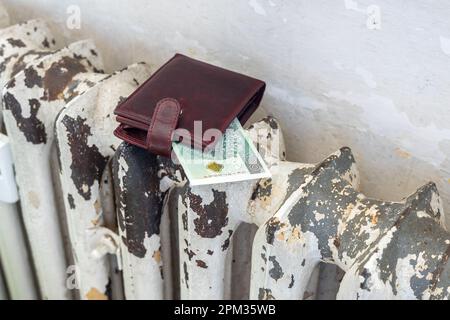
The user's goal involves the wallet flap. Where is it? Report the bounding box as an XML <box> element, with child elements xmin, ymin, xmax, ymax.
<box><xmin>146</xmin><ymin>98</ymin><xmax>181</xmax><ymax>157</ymax></box>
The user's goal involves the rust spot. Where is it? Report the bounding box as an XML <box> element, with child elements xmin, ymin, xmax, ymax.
<box><xmin>7</xmin><ymin>38</ymin><xmax>26</xmax><ymax>48</ymax></box>
<box><xmin>42</xmin><ymin>37</ymin><xmax>50</xmax><ymax>48</ymax></box>
<box><xmin>63</xmin><ymin>79</ymin><xmax>81</xmax><ymax>102</ymax></box>
<box><xmin>184</xmin><ymin>248</ymin><xmax>196</xmax><ymax>261</ymax></box>
<box><xmin>268</xmin><ymin>255</ymin><xmax>284</xmax><ymax>281</ymax></box>
<box><xmin>189</xmin><ymin>188</ymin><xmax>229</xmax><ymax>238</ymax></box>
<box><xmin>333</xmin><ymin>237</ymin><xmax>341</xmax><ymax>249</ymax></box>
<box><xmin>258</xmin><ymin>288</ymin><xmax>275</xmax><ymax>300</ymax></box>
<box><xmin>183</xmin><ymin>262</ymin><xmax>189</xmax><ymax>289</ymax></box>
<box><xmin>360</xmin><ymin>268</ymin><xmax>372</xmax><ymax>292</ymax></box>
<box><xmin>85</xmin><ymin>287</ymin><xmax>108</xmax><ymax>300</ymax></box>
<box><xmin>42</xmin><ymin>56</ymin><xmax>87</xmax><ymax>101</ymax></box>
<box><xmin>287</xmin><ymin>227</ymin><xmax>301</xmax><ymax>244</ymax></box>
<box><xmin>91</xmin><ymin>216</ymin><xmax>100</xmax><ymax>226</ymax></box>
<box><xmin>61</xmin><ymin>115</ymin><xmax>108</xmax><ymax>200</ymax></box>
<box><xmin>3</xmin><ymin>93</ymin><xmax>47</xmax><ymax>144</ymax></box>
<box><xmin>6</xmin><ymin>78</ymin><xmax>15</xmax><ymax>89</ymax></box>
<box><xmin>11</xmin><ymin>50</ymin><xmax>49</xmax><ymax>78</ymax></box>
<box><xmin>24</xmin><ymin>67</ymin><xmax>43</xmax><ymax>88</ymax></box>
<box><xmin>263</xmin><ymin>117</ymin><xmax>278</xmax><ymax>130</ymax></box>
<box><xmin>221</xmin><ymin>230</ymin><xmax>233</xmax><ymax>251</ymax></box>
<box><xmin>265</xmin><ymin>218</ymin><xmax>281</xmax><ymax>245</ymax></box>
<box><xmin>288</xmin><ymin>274</ymin><xmax>295</xmax><ymax>288</ymax></box>
<box><xmin>67</xmin><ymin>194</ymin><xmax>75</xmax><ymax>209</ymax></box>
<box><xmin>251</xmin><ymin>178</ymin><xmax>272</xmax><ymax>200</ymax></box>
<box><xmin>430</xmin><ymin>245</ymin><xmax>450</xmax><ymax>291</ymax></box>
<box><xmin>0</xmin><ymin>53</ymin><xmax>18</xmax><ymax>73</ymax></box>
<box><xmin>370</xmin><ymin>212</ymin><xmax>379</xmax><ymax>225</ymax></box>
<box><xmin>152</xmin><ymin>250</ymin><xmax>161</xmax><ymax>263</ymax></box>
<box><xmin>181</xmin><ymin>210</ymin><xmax>188</xmax><ymax>231</ymax></box>
<box><xmin>276</xmin><ymin>232</ymin><xmax>285</xmax><ymax>241</ymax></box>
<box><xmin>112</xmin><ymin>145</ymin><xmax>163</xmax><ymax>259</ymax></box>
<box><xmin>196</xmin><ymin>260</ymin><xmax>208</xmax><ymax>268</ymax></box>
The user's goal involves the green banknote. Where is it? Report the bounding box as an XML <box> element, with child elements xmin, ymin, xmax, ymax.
<box><xmin>172</xmin><ymin>119</ymin><xmax>271</xmax><ymax>186</ymax></box>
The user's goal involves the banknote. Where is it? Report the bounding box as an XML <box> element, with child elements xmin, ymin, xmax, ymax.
<box><xmin>172</xmin><ymin>118</ymin><xmax>271</xmax><ymax>186</ymax></box>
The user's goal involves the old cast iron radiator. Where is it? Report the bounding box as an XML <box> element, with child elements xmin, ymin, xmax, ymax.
<box><xmin>0</xmin><ymin>3</ymin><xmax>448</xmax><ymax>300</ymax></box>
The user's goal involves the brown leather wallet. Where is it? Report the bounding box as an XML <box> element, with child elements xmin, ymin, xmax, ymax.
<box><xmin>113</xmin><ymin>54</ymin><xmax>265</xmax><ymax>157</ymax></box>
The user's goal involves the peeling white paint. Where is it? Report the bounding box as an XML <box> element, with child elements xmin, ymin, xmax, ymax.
<box><xmin>2</xmin><ymin>2</ymin><xmax>450</xmax><ymax>296</ymax></box>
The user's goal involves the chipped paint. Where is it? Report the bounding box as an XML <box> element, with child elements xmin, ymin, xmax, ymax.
<box><xmin>8</xmin><ymin>0</ymin><xmax>450</xmax><ymax>251</ymax></box>
<box><xmin>2</xmin><ymin>38</ymin><xmax>107</xmax><ymax>299</ymax></box>
<box><xmin>54</xmin><ymin>63</ymin><xmax>151</xmax><ymax>300</ymax></box>
<box><xmin>61</xmin><ymin>115</ymin><xmax>108</xmax><ymax>200</ymax></box>
<box><xmin>189</xmin><ymin>188</ymin><xmax>229</xmax><ymax>239</ymax></box>
<box><xmin>112</xmin><ymin>141</ymin><xmax>166</xmax><ymax>299</ymax></box>
<box><xmin>250</xmin><ymin>146</ymin><xmax>450</xmax><ymax>300</ymax></box>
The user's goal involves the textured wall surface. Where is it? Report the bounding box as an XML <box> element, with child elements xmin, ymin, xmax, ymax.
<box><xmin>3</xmin><ymin>0</ymin><xmax>450</xmax><ymax>227</ymax></box>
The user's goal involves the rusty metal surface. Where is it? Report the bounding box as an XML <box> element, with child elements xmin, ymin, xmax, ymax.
<box><xmin>0</xmin><ymin>11</ymin><xmax>446</xmax><ymax>301</ymax></box>
<box><xmin>112</xmin><ymin>116</ymin><xmax>449</xmax><ymax>300</ymax></box>
<box><xmin>175</xmin><ymin>117</ymin><xmax>332</xmax><ymax>300</ymax></box>
<box><xmin>54</xmin><ymin>62</ymin><xmax>152</xmax><ymax>299</ymax></box>
<box><xmin>251</xmin><ymin>147</ymin><xmax>450</xmax><ymax>300</ymax></box>
<box><xmin>112</xmin><ymin>117</ymin><xmax>289</xmax><ymax>300</ymax></box>
<box><xmin>0</xmin><ymin>14</ymin><xmax>46</xmax><ymax>300</ymax></box>
<box><xmin>2</xmin><ymin>38</ymin><xmax>106</xmax><ymax>299</ymax></box>
<box><xmin>0</xmin><ymin>20</ymin><xmax>58</xmax><ymax>129</ymax></box>
<box><xmin>112</xmin><ymin>143</ymin><xmax>167</xmax><ymax>299</ymax></box>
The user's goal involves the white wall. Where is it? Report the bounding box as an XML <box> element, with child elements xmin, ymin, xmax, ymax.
<box><xmin>4</xmin><ymin>0</ymin><xmax>450</xmax><ymax>226</ymax></box>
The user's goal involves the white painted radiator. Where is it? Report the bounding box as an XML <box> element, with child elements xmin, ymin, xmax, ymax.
<box><xmin>0</xmin><ymin>4</ymin><xmax>448</xmax><ymax>301</ymax></box>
